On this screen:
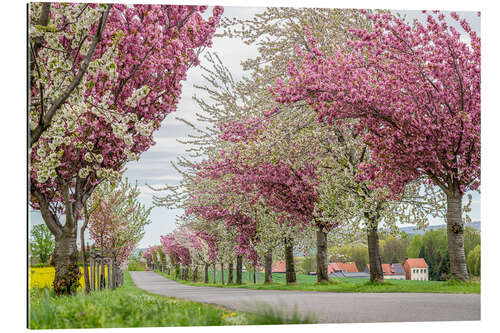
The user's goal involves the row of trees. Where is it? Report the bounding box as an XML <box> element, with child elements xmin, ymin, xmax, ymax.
<box><xmin>28</xmin><ymin>3</ymin><xmax>223</xmax><ymax>294</ymax></box>
<box><xmin>151</xmin><ymin>8</ymin><xmax>479</xmax><ymax>284</ymax></box>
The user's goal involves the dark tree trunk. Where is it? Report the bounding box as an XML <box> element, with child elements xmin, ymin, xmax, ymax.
<box><xmin>284</xmin><ymin>238</ymin><xmax>296</xmax><ymax>284</ymax></box>
<box><xmin>446</xmin><ymin>189</ymin><xmax>469</xmax><ymax>280</ymax></box>
<box><xmin>228</xmin><ymin>262</ymin><xmax>233</xmax><ymax>284</ymax></box>
<box><xmin>264</xmin><ymin>250</ymin><xmax>273</xmax><ymax>284</ymax></box>
<box><xmin>236</xmin><ymin>255</ymin><xmax>243</xmax><ymax>284</ymax></box>
<box><xmin>316</xmin><ymin>227</ymin><xmax>329</xmax><ymax>283</ymax></box>
<box><xmin>204</xmin><ymin>263</ymin><xmax>209</xmax><ymax>283</ymax></box>
<box><xmin>213</xmin><ymin>263</ymin><xmax>216</xmax><ymax>283</ymax></box>
<box><xmin>53</xmin><ymin>230</ymin><xmax>81</xmax><ymax>295</ymax></box>
<box><xmin>253</xmin><ymin>265</ymin><xmax>256</xmax><ymax>284</ymax></box>
<box><xmin>193</xmin><ymin>266</ymin><xmax>198</xmax><ymax>282</ymax></box>
<box><xmin>248</xmin><ymin>265</ymin><xmax>251</xmax><ymax>281</ymax></box>
<box><xmin>367</xmin><ymin>223</ymin><xmax>384</xmax><ymax>283</ymax></box>
<box><xmin>220</xmin><ymin>263</ymin><xmax>225</xmax><ymax>284</ymax></box>
<box><xmin>32</xmin><ymin>187</ymin><xmax>84</xmax><ymax>295</ymax></box>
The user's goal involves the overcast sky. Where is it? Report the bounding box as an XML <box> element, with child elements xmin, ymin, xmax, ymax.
<box><xmin>29</xmin><ymin>6</ymin><xmax>481</xmax><ymax>249</ymax></box>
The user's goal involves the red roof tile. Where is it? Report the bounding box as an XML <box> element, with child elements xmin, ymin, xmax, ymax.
<box><xmin>327</xmin><ymin>263</ymin><xmax>342</xmax><ymax>274</ymax></box>
<box><xmin>271</xmin><ymin>261</ymin><xmax>286</xmax><ymax>273</ymax></box>
<box><xmin>404</xmin><ymin>258</ymin><xmax>428</xmax><ymax>268</ymax></box>
<box><xmin>331</xmin><ymin>262</ymin><xmax>358</xmax><ymax>273</ymax></box>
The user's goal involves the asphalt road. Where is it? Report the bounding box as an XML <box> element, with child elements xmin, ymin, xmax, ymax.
<box><xmin>129</xmin><ymin>271</ymin><xmax>480</xmax><ymax>324</ymax></box>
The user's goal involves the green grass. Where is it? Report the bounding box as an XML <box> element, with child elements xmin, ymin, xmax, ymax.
<box><xmin>29</xmin><ymin>271</ymin><xmax>314</xmax><ymax>329</ymax></box>
<box><xmin>157</xmin><ymin>269</ymin><xmax>480</xmax><ymax>294</ymax></box>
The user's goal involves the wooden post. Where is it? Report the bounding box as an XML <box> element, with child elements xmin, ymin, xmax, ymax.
<box><xmin>107</xmin><ymin>260</ymin><xmax>112</xmax><ymax>289</ymax></box>
<box><xmin>90</xmin><ymin>252</ymin><xmax>95</xmax><ymax>292</ymax></box>
<box><xmin>95</xmin><ymin>258</ymin><xmax>99</xmax><ymax>291</ymax></box>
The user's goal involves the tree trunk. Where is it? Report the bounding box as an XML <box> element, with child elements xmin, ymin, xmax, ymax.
<box><xmin>220</xmin><ymin>263</ymin><xmax>225</xmax><ymax>284</ymax></box>
<box><xmin>367</xmin><ymin>224</ymin><xmax>384</xmax><ymax>283</ymax></box>
<box><xmin>264</xmin><ymin>250</ymin><xmax>273</xmax><ymax>284</ymax></box>
<box><xmin>284</xmin><ymin>238</ymin><xmax>296</xmax><ymax>284</ymax></box>
<box><xmin>253</xmin><ymin>265</ymin><xmax>256</xmax><ymax>284</ymax></box>
<box><xmin>228</xmin><ymin>262</ymin><xmax>233</xmax><ymax>284</ymax></box>
<box><xmin>316</xmin><ymin>227</ymin><xmax>329</xmax><ymax>283</ymax></box>
<box><xmin>213</xmin><ymin>263</ymin><xmax>216</xmax><ymax>283</ymax></box>
<box><xmin>33</xmin><ymin>187</ymin><xmax>84</xmax><ymax>295</ymax></box>
<box><xmin>193</xmin><ymin>266</ymin><xmax>198</xmax><ymax>282</ymax></box>
<box><xmin>53</xmin><ymin>230</ymin><xmax>81</xmax><ymax>295</ymax></box>
<box><xmin>248</xmin><ymin>265</ymin><xmax>251</xmax><ymax>281</ymax></box>
<box><xmin>204</xmin><ymin>263</ymin><xmax>209</xmax><ymax>283</ymax></box>
<box><xmin>446</xmin><ymin>190</ymin><xmax>469</xmax><ymax>281</ymax></box>
<box><xmin>236</xmin><ymin>255</ymin><xmax>243</xmax><ymax>284</ymax></box>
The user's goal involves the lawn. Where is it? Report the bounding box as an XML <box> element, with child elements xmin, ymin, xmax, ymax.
<box><xmin>156</xmin><ymin>269</ymin><xmax>480</xmax><ymax>294</ymax></box>
<box><xmin>29</xmin><ymin>270</ymin><xmax>314</xmax><ymax>329</ymax></box>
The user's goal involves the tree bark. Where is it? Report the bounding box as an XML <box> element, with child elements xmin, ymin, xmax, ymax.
<box><xmin>316</xmin><ymin>227</ymin><xmax>329</xmax><ymax>283</ymax></box>
<box><xmin>236</xmin><ymin>255</ymin><xmax>243</xmax><ymax>284</ymax></box>
<box><xmin>367</xmin><ymin>224</ymin><xmax>384</xmax><ymax>283</ymax></box>
<box><xmin>284</xmin><ymin>237</ymin><xmax>297</xmax><ymax>284</ymax></box>
<box><xmin>253</xmin><ymin>265</ymin><xmax>256</xmax><ymax>284</ymax></box>
<box><xmin>264</xmin><ymin>249</ymin><xmax>273</xmax><ymax>284</ymax></box>
<box><xmin>193</xmin><ymin>266</ymin><xmax>198</xmax><ymax>282</ymax></box>
<box><xmin>228</xmin><ymin>262</ymin><xmax>233</xmax><ymax>284</ymax></box>
<box><xmin>213</xmin><ymin>263</ymin><xmax>216</xmax><ymax>283</ymax></box>
<box><xmin>204</xmin><ymin>263</ymin><xmax>209</xmax><ymax>283</ymax></box>
<box><xmin>53</xmin><ymin>230</ymin><xmax>81</xmax><ymax>295</ymax></box>
<box><xmin>220</xmin><ymin>263</ymin><xmax>225</xmax><ymax>285</ymax></box>
<box><xmin>446</xmin><ymin>190</ymin><xmax>469</xmax><ymax>280</ymax></box>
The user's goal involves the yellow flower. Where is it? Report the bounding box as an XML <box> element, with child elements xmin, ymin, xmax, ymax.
<box><xmin>29</xmin><ymin>266</ymin><xmax>109</xmax><ymax>290</ymax></box>
<box><xmin>230</xmin><ymin>312</ymin><xmax>236</xmax><ymax>317</ymax></box>
<box><xmin>221</xmin><ymin>313</ymin><xmax>227</xmax><ymax>320</ymax></box>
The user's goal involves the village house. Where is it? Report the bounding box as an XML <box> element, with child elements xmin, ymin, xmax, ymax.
<box><xmin>271</xmin><ymin>261</ymin><xmax>286</xmax><ymax>273</ymax></box>
<box><xmin>365</xmin><ymin>263</ymin><xmax>406</xmax><ymax>280</ymax></box>
<box><xmin>403</xmin><ymin>258</ymin><xmax>429</xmax><ymax>280</ymax></box>
<box><xmin>328</xmin><ymin>262</ymin><xmax>370</xmax><ymax>278</ymax></box>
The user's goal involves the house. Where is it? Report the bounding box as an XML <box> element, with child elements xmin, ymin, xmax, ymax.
<box><xmin>328</xmin><ymin>262</ymin><xmax>358</xmax><ymax>274</ymax></box>
<box><xmin>328</xmin><ymin>261</ymin><xmax>369</xmax><ymax>278</ymax></box>
<box><xmin>365</xmin><ymin>263</ymin><xmax>406</xmax><ymax>280</ymax></box>
<box><xmin>403</xmin><ymin>258</ymin><xmax>429</xmax><ymax>280</ymax></box>
<box><xmin>271</xmin><ymin>261</ymin><xmax>286</xmax><ymax>273</ymax></box>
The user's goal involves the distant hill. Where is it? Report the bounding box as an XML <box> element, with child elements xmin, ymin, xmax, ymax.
<box><xmin>399</xmin><ymin>220</ymin><xmax>480</xmax><ymax>236</ymax></box>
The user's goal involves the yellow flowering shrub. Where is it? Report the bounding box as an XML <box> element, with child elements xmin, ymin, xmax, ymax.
<box><xmin>29</xmin><ymin>266</ymin><xmax>108</xmax><ymax>290</ymax></box>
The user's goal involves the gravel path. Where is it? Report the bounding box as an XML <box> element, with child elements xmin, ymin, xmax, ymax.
<box><xmin>129</xmin><ymin>271</ymin><xmax>480</xmax><ymax>324</ymax></box>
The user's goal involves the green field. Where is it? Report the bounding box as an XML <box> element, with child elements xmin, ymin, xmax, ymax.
<box><xmin>29</xmin><ymin>271</ymin><xmax>313</xmax><ymax>329</ymax></box>
<box><xmin>156</xmin><ymin>269</ymin><xmax>480</xmax><ymax>294</ymax></box>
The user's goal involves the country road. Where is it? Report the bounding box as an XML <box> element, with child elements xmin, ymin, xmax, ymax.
<box><xmin>129</xmin><ymin>271</ymin><xmax>480</xmax><ymax>324</ymax></box>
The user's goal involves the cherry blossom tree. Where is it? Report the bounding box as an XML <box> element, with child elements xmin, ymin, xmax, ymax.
<box><xmin>29</xmin><ymin>4</ymin><xmax>223</xmax><ymax>294</ymax></box>
<box><xmin>273</xmin><ymin>10</ymin><xmax>480</xmax><ymax>280</ymax></box>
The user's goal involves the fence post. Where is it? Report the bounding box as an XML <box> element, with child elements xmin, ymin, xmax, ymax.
<box><xmin>90</xmin><ymin>250</ymin><xmax>95</xmax><ymax>292</ymax></box>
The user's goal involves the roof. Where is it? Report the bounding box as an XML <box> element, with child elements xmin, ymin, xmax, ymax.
<box><xmin>328</xmin><ymin>271</ymin><xmax>345</xmax><ymax>278</ymax></box>
<box><xmin>331</xmin><ymin>262</ymin><xmax>358</xmax><ymax>273</ymax></box>
<box><xmin>344</xmin><ymin>272</ymin><xmax>370</xmax><ymax>278</ymax></box>
<box><xmin>271</xmin><ymin>261</ymin><xmax>286</xmax><ymax>273</ymax></box>
<box><xmin>327</xmin><ymin>262</ymin><xmax>342</xmax><ymax>274</ymax></box>
<box><xmin>366</xmin><ymin>263</ymin><xmax>406</xmax><ymax>275</ymax></box>
<box><xmin>404</xmin><ymin>258</ymin><xmax>428</xmax><ymax>268</ymax></box>
<box><xmin>392</xmin><ymin>263</ymin><xmax>406</xmax><ymax>274</ymax></box>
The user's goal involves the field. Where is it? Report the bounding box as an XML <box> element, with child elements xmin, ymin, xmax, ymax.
<box><xmin>29</xmin><ymin>271</ymin><xmax>313</xmax><ymax>329</ymax></box>
<box><xmin>156</xmin><ymin>269</ymin><xmax>480</xmax><ymax>294</ymax></box>
<box><xmin>29</xmin><ymin>266</ymin><xmax>108</xmax><ymax>290</ymax></box>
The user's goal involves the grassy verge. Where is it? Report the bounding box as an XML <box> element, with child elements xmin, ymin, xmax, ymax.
<box><xmin>156</xmin><ymin>270</ymin><xmax>480</xmax><ymax>294</ymax></box>
<box><xmin>29</xmin><ymin>271</ymin><xmax>314</xmax><ymax>329</ymax></box>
